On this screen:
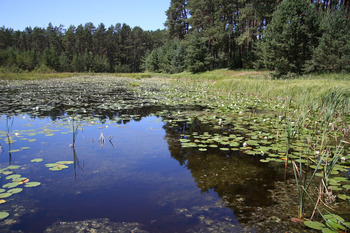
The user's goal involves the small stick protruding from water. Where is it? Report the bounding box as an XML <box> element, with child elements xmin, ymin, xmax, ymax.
<box><xmin>98</xmin><ymin>132</ymin><xmax>105</xmax><ymax>148</ymax></box>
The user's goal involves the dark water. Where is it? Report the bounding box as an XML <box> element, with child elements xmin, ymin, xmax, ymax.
<box><xmin>0</xmin><ymin>113</ymin><xmax>286</xmax><ymax>232</ymax></box>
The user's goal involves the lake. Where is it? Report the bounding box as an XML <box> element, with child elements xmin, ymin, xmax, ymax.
<box><xmin>0</xmin><ymin>76</ymin><xmax>348</xmax><ymax>232</ymax></box>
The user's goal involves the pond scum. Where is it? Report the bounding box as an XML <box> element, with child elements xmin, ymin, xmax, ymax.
<box><xmin>0</xmin><ymin>72</ymin><xmax>349</xmax><ymax>232</ymax></box>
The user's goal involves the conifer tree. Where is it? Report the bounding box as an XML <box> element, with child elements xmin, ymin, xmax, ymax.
<box><xmin>256</xmin><ymin>0</ymin><xmax>319</xmax><ymax>75</ymax></box>
<box><xmin>306</xmin><ymin>8</ymin><xmax>350</xmax><ymax>72</ymax></box>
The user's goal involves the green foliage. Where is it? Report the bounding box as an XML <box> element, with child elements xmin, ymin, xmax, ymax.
<box><xmin>165</xmin><ymin>0</ymin><xmax>189</xmax><ymax>39</ymax></box>
<box><xmin>1</xmin><ymin>1</ymin><xmax>349</xmax><ymax>75</ymax></box>
<box><xmin>185</xmin><ymin>32</ymin><xmax>210</xmax><ymax>73</ymax></box>
<box><xmin>257</xmin><ymin>0</ymin><xmax>319</xmax><ymax>76</ymax></box>
<box><xmin>143</xmin><ymin>39</ymin><xmax>187</xmax><ymax>73</ymax></box>
<box><xmin>144</xmin><ymin>49</ymin><xmax>160</xmax><ymax>72</ymax></box>
<box><xmin>306</xmin><ymin>8</ymin><xmax>350</xmax><ymax>72</ymax></box>
<box><xmin>42</xmin><ymin>48</ymin><xmax>59</xmax><ymax>71</ymax></box>
<box><xmin>0</xmin><ymin>23</ymin><xmax>166</xmax><ymax>73</ymax></box>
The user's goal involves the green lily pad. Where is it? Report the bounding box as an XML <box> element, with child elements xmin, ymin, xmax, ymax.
<box><xmin>219</xmin><ymin>148</ymin><xmax>230</xmax><ymax>151</ymax></box>
<box><xmin>333</xmin><ymin>177</ymin><xmax>348</xmax><ymax>182</ymax></box>
<box><xmin>31</xmin><ymin>158</ymin><xmax>43</xmax><ymax>163</ymax></box>
<box><xmin>49</xmin><ymin>167</ymin><xmax>63</xmax><ymax>171</ymax></box>
<box><xmin>0</xmin><ymin>189</ymin><xmax>6</xmax><ymax>193</ymax></box>
<box><xmin>6</xmin><ymin>165</ymin><xmax>21</xmax><ymax>170</ymax></box>
<box><xmin>2</xmin><ymin>182</ymin><xmax>19</xmax><ymax>189</ymax></box>
<box><xmin>56</xmin><ymin>161</ymin><xmax>74</xmax><ymax>165</ymax></box>
<box><xmin>304</xmin><ymin>220</ymin><xmax>326</xmax><ymax>230</ymax></box>
<box><xmin>13</xmin><ymin>177</ymin><xmax>27</xmax><ymax>182</ymax></box>
<box><xmin>24</xmin><ymin>182</ymin><xmax>41</xmax><ymax>187</ymax></box>
<box><xmin>0</xmin><ymin>211</ymin><xmax>9</xmax><ymax>220</ymax></box>
<box><xmin>0</xmin><ymin>193</ymin><xmax>12</xmax><ymax>198</ymax></box>
<box><xmin>329</xmin><ymin>186</ymin><xmax>342</xmax><ymax>191</ymax></box>
<box><xmin>7</xmin><ymin>188</ymin><xmax>23</xmax><ymax>194</ymax></box>
<box><xmin>2</xmin><ymin>171</ymin><xmax>13</xmax><ymax>175</ymax></box>
<box><xmin>8</xmin><ymin>149</ymin><xmax>21</xmax><ymax>153</ymax></box>
<box><xmin>6</xmin><ymin>174</ymin><xmax>21</xmax><ymax>180</ymax></box>
<box><xmin>45</xmin><ymin>163</ymin><xmax>58</xmax><ymax>168</ymax></box>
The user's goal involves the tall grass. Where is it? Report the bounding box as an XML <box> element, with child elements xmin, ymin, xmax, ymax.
<box><xmin>210</xmin><ymin>73</ymin><xmax>350</xmax><ymax>116</ymax></box>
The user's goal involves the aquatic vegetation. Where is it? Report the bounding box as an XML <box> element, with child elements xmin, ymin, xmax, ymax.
<box><xmin>45</xmin><ymin>161</ymin><xmax>74</xmax><ymax>171</ymax></box>
<box><xmin>30</xmin><ymin>158</ymin><xmax>43</xmax><ymax>163</ymax></box>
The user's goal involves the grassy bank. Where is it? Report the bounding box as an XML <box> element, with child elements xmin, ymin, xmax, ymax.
<box><xmin>163</xmin><ymin>69</ymin><xmax>350</xmax><ymax>116</ymax></box>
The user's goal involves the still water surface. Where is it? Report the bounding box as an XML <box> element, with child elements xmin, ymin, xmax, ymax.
<box><xmin>0</xmin><ymin>113</ymin><xmax>284</xmax><ymax>232</ymax></box>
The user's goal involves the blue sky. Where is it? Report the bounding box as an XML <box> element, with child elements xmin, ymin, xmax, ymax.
<box><xmin>0</xmin><ymin>0</ymin><xmax>170</xmax><ymax>31</ymax></box>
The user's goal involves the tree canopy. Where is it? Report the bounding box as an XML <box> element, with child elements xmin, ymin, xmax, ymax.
<box><xmin>1</xmin><ymin>0</ymin><xmax>349</xmax><ymax>75</ymax></box>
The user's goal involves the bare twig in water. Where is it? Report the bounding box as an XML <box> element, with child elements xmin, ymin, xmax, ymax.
<box><xmin>98</xmin><ymin>132</ymin><xmax>105</xmax><ymax>148</ymax></box>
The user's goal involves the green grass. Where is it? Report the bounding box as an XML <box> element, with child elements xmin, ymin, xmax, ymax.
<box><xmin>162</xmin><ymin>69</ymin><xmax>350</xmax><ymax>115</ymax></box>
<box><xmin>0</xmin><ymin>72</ymin><xmax>77</xmax><ymax>80</ymax></box>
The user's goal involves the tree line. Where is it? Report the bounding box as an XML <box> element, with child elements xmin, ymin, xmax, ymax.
<box><xmin>0</xmin><ymin>23</ymin><xmax>166</xmax><ymax>73</ymax></box>
<box><xmin>145</xmin><ymin>0</ymin><xmax>350</xmax><ymax>75</ymax></box>
<box><xmin>1</xmin><ymin>0</ymin><xmax>349</xmax><ymax>75</ymax></box>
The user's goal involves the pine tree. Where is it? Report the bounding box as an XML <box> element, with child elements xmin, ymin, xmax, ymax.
<box><xmin>165</xmin><ymin>0</ymin><xmax>189</xmax><ymax>39</ymax></box>
<box><xmin>185</xmin><ymin>32</ymin><xmax>210</xmax><ymax>73</ymax></box>
<box><xmin>306</xmin><ymin>8</ymin><xmax>350</xmax><ymax>72</ymax></box>
<box><xmin>145</xmin><ymin>49</ymin><xmax>160</xmax><ymax>72</ymax></box>
<box><xmin>256</xmin><ymin>0</ymin><xmax>319</xmax><ymax>75</ymax></box>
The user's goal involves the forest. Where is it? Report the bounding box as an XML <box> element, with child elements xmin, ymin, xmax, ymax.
<box><xmin>0</xmin><ymin>0</ymin><xmax>349</xmax><ymax>76</ymax></box>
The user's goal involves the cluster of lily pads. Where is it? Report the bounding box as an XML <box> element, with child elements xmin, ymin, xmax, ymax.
<box><xmin>45</xmin><ymin>161</ymin><xmax>74</xmax><ymax>171</ymax></box>
<box><xmin>0</xmin><ymin>165</ymin><xmax>41</xmax><ymax>220</ymax></box>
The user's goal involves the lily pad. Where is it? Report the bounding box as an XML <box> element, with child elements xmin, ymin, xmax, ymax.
<box><xmin>24</xmin><ymin>182</ymin><xmax>41</xmax><ymax>188</ymax></box>
<box><xmin>6</xmin><ymin>165</ymin><xmax>21</xmax><ymax>170</ymax></box>
<box><xmin>31</xmin><ymin>158</ymin><xmax>43</xmax><ymax>163</ymax></box>
<box><xmin>49</xmin><ymin>167</ymin><xmax>63</xmax><ymax>171</ymax></box>
<box><xmin>2</xmin><ymin>182</ymin><xmax>19</xmax><ymax>189</ymax></box>
<box><xmin>8</xmin><ymin>149</ymin><xmax>21</xmax><ymax>153</ymax></box>
<box><xmin>2</xmin><ymin>171</ymin><xmax>13</xmax><ymax>175</ymax></box>
<box><xmin>7</xmin><ymin>188</ymin><xmax>23</xmax><ymax>194</ymax></box>
<box><xmin>0</xmin><ymin>193</ymin><xmax>12</xmax><ymax>198</ymax></box>
<box><xmin>56</xmin><ymin>161</ymin><xmax>74</xmax><ymax>165</ymax></box>
<box><xmin>6</xmin><ymin>174</ymin><xmax>21</xmax><ymax>180</ymax></box>
<box><xmin>0</xmin><ymin>211</ymin><xmax>9</xmax><ymax>220</ymax></box>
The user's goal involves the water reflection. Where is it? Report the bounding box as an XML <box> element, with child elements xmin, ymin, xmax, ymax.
<box><xmin>163</xmin><ymin>120</ymin><xmax>284</xmax><ymax>224</ymax></box>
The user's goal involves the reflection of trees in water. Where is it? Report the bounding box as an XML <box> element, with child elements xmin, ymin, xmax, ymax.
<box><xmin>0</xmin><ymin>80</ymin><xmax>163</xmax><ymax>122</ymax></box>
<box><xmin>163</xmin><ymin>120</ymin><xmax>285</xmax><ymax>223</ymax></box>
